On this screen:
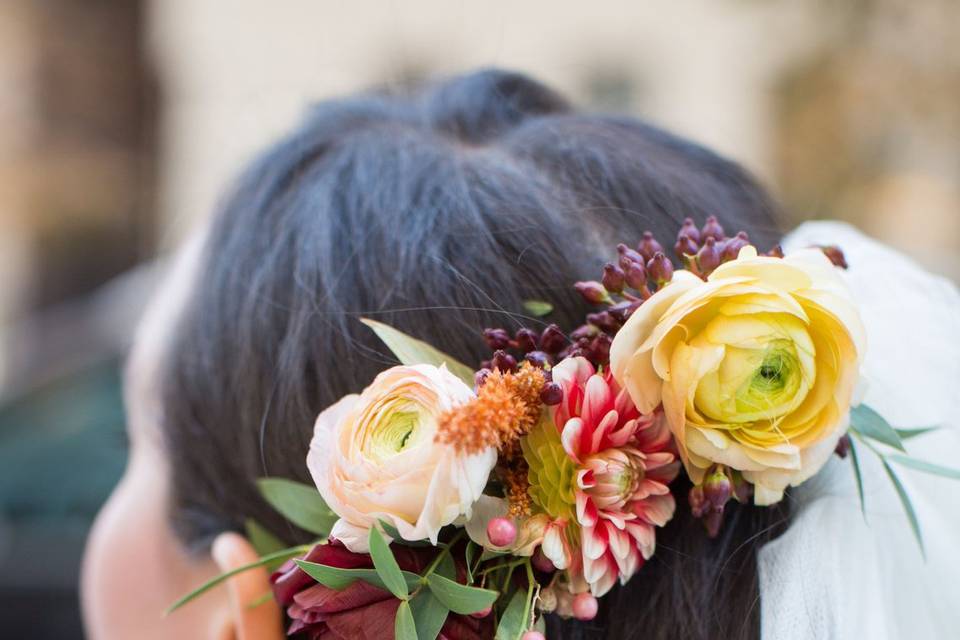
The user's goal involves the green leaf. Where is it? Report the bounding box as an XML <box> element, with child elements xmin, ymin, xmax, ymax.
<box><xmin>395</xmin><ymin>600</ymin><xmax>418</xmax><ymax>640</ymax></box>
<box><xmin>167</xmin><ymin>546</ymin><xmax>308</xmax><ymax>614</ymax></box>
<box><xmin>522</xmin><ymin>300</ymin><xmax>554</xmax><ymax>317</ymax></box>
<box><xmin>495</xmin><ymin>589</ymin><xmax>527</xmax><ymax>640</ymax></box>
<box><xmin>256</xmin><ymin>478</ymin><xmax>337</xmax><ymax>536</ymax></box>
<box><xmin>369</xmin><ymin>527</ymin><xmax>410</xmax><ymax>599</ymax></box>
<box><xmin>888</xmin><ymin>455</ymin><xmax>960</xmax><ymax>480</ymax></box>
<box><xmin>360</xmin><ymin>318</ymin><xmax>476</xmax><ymax>386</ymax></box>
<box><xmin>895</xmin><ymin>426</ymin><xmax>939</xmax><ymax>440</ymax></box>
<box><xmin>465</xmin><ymin>541</ymin><xmax>479</xmax><ymax>584</ymax></box>
<box><xmin>295</xmin><ymin>560</ymin><xmax>421</xmax><ymax>592</ymax></box>
<box><xmin>409</xmin><ymin>591</ymin><xmax>449</xmax><ymax>640</ymax></box>
<box><xmin>880</xmin><ymin>459</ymin><xmax>925</xmax><ymax>558</ymax></box>
<box><xmin>426</xmin><ymin>574</ymin><xmax>498</xmax><ymax>615</ymax></box>
<box><xmin>848</xmin><ymin>438</ymin><xmax>867</xmax><ymax>520</ymax></box>
<box><xmin>850</xmin><ymin>405</ymin><xmax>905</xmax><ymax>452</ymax></box>
<box><xmin>479</xmin><ymin>549</ymin><xmax>508</xmax><ymax>562</ymax></box>
<box><xmin>245</xmin><ymin>519</ymin><xmax>286</xmax><ymax>557</ymax></box>
<box><xmin>435</xmin><ymin>550</ymin><xmax>457</xmax><ymax>580</ymax></box>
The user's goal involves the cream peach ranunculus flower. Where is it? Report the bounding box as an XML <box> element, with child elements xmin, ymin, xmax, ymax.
<box><xmin>609</xmin><ymin>245</ymin><xmax>866</xmax><ymax>505</ymax></box>
<box><xmin>307</xmin><ymin>364</ymin><xmax>497</xmax><ymax>552</ymax></box>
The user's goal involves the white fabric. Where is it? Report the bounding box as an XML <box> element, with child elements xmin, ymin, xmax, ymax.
<box><xmin>759</xmin><ymin>221</ymin><xmax>960</xmax><ymax>639</ymax></box>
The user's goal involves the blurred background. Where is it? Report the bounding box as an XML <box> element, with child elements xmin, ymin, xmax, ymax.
<box><xmin>0</xmin><ymin>0</ymin><xmax>957</xmax><ymax>637</ymax></box>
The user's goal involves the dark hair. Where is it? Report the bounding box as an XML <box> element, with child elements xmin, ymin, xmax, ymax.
<box><xmin>161</xmin><ymin>69</ymin><xmax>788</xmax><ymax>639</ymax></box>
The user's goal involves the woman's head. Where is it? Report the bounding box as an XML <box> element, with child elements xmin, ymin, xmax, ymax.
<box><xmin>82</xmin><ymin>69</ymin><xmax>785</xmax><ymax>639</ymax></box>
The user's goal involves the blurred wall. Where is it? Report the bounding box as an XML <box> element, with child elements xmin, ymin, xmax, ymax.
<box><xmin>147</xmin><ymin>0</ymin><xmax>960</xmax><ymax>281</ymax></box>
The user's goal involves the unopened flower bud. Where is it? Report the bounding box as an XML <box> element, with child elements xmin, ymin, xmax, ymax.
<box><xmin>574</xmin><ymin>281</ymin><xmax>610</xmax><ymax>305</ymax></box>
<box><xmin>721</xmin><ymin>231</ymin><xmax>750</xmax><ymax>261</ymax></box>
<box><xmin>471</xmin><ymin>605</ymin><xmax>493</xmax><ymax>619</ymax></box>
<box><xmin>474</xmin><ymin>368</ymin><xmax>492</xmax><ymax>389</ymax></box>
<box><xmin>539</xmin><ymin>324</ymin><xmax>567</xmax><ymax>354</ymax></box>
<box><xmin>766</xmin><ymin>245</ymin><xmax>784</xmax><ymax>258</ymax></box>
<box><xmin>820</xmin><ymin>245</ymin><xmax>848</xmax><ymax>269</ymax></box>
<box><xmin>483</xmin><ymin>328</ymin><xmax>512</xmax><ymax>350</ymax></box>
<box><xmin>608</xmin><ymin>300</ymin><xmax>641</xmax><ymax>323</ymax></box>
<box><xmin>539</xmin><ymin>381</ymin><xmax>563</xmax><ymax>405</ymax></box>
<box><xmin>532</xmin><ymin>547</ymin><xmax>556</xmax><ymax>573</ymax></box>
<box><xmin>572</xmin><ymin>593</ymin><xmax>599</xmax><ymax>621</ymax></box>
<box><xmin>515</xmin><ymin>328</ymin><xmax>539</xmax><ymax>353</ymax></box>
<box><xmin>733</xmin><ymin>474</ymin><xmax>753</xmax><ymax>504</ymax></box>
<box><xmin>601</xmin><ymin>262</ymin><xmax>626</xmax><ymax>293</ymax></box>
<box><xmin>537</xmin><ymin>586</ymin><xmax>558</xmax><ymax>613</ymax></box>
<box><xmin>703</xmin><ymin>509</ymin><xmax>724</xmax><ymax>538</ymax></box>
<box><xmin>688</xmin><ymin>485</ymin><xmax>707</xmax><ymax>518</ymax></box>
<box><xmin>586</xmin><ymin>311</ymin><xmax>619</xmax><ymax>333</ymax></box>
<box><xmin>524</xmin><ymin>351</ymin><xmax>550</xmax><ymax>369</ymax></box>
<box><xmin>589</xmin><ymin>334</ymin><xmax>612</xmax><ymax>365</ymax></box>
<box><xmin>834</xmin><ymin>434</ymin><xmax>851</xmax><ymax>459</ymax></box>
<box><xmin>491</xmin><ymin>350</ymin><xmax>517</xmax><ymax>373</ymax></box>
<box><xmin>679</xmin><ymin>217</ymin><xmax>702</xmax><ymax>244</ymax></box>
<box><xmin>570</xmin><ymin>324</ymin><xmax>599</xmax><ymax>342</ymax></box>
<box><xmin>646</xmin><ymin>252</ymin><xmax>674</xmax><ymax>285</ymax></box>
<box><xmin>486</xmin><ymin>517</ymin><xmax>517</xmax><ymax>548</ymax></box>
<box><xmin>703</xmin><ymin>467</ymin><xmax>732</xmax><ymax>511</ymax></box>
<box><xmin>701</xmin><ymin>215</ymin><xmax>725</xmax><ymax>241</ymax></box>
<box><xmin>637</xmin><ymin>231</ymin><xmax>665</xmax><ymax>262</ymax></box>
<box><xmin>696</xmin><ymin>237</ymin><xmax>722</xmax><ymax>275</ymax></box>
<box><xmin>617</xmin><ymin>243</ymin><xmax>644</xmax><ymax>270</ymax></box>
<box><xmin>674</xmin><ymin>233</ymin><xmax>699</xmax><ymax>259</ymax></box>
<box><xmin>623</xmin><ymin>260</ymin><xmax>648</xmax><ymax>291</ymax></box>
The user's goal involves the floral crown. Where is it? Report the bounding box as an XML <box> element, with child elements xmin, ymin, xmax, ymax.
<box><xmin>170</xmin><ymin>217</ymin><xmax>957</xmax><ymax>639</ymax></box>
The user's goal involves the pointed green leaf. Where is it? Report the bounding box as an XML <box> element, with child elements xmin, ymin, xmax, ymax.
<box><xmin>850</xmin><ymin>405</ymin><xmax>905</xmax><ymax>452</ymax></box>
<box><xmin>888</xmin><ymin>455</ymin><xmax>960</xmax><ymax>480</ymax></box>
<box><xmin>395</xmin><ymin>600</ymin><xmax>418</xmax><ymax>640</ymax></box>
<box><xmin>495</xmin><ymin>589</ymin><xmax>527</xmax><ymax>640</ymax></box>
<box><xmin>522</xmin><ymin>300</ymin><xmax>554</xmax><ymax>318</ymax></box>
<box><xmin>880</xmin><ymin>459</ymin><xmax>925</xmax><ymax>558</ymax></box>
<box><xmin>245</xmin><ymin>519</ymin><xmax>286</xmax><ymax>558</ymax></box>
<box><xmin>435</xmin><ymin>550</ymin><xmax>457</xmax><ymax>580</ymax></box>
<box><xmin>847</xmin><ymin>438</ymin><xmax>867</xmax><ymax>520</ymax></box>
<box><xmin>409</xmin><ymin>591</ymin><xmax>449</xmax><ymax>640</ymax></box>
<box><xmin>167</xmin><ymin>546</ymin><xmax>308</xmax><ymax>614</ymax></box>
<box><xmin>294</xmin><ymin>560</ymin><xmax>421</xmax><ymax>592</ymax></box>
<box><xmin>360</xmin><ymin>318</ymin><xmax>475</xmax><ymax>386</ymax></box>
<box><xmin>426</xmin><ymin>574</ymin><xmax>499</xmax><ymax>614</ymax></box>
<box><xmin>256</xmin><ymin>478</ymin><xmax>337</xmax><ymax>536</ymax></box>
<box><xmin>369</xmin><ymin>527</ymin><xmax>410</xmax><ymax>599</ymax></box>
<box><xmin>895</xmin><ymin>426</ymin><xmax>939</xmax><ymax>440</ymax></box>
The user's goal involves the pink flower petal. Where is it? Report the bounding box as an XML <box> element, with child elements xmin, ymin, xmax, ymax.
<box><xmin>582</xmin><ymin>374</ymin><xmax>614</xmax><ymax>429</ymax></box>
<box><xmin>576</xmin><ymin>491</ymin><xmax>599</xmax><ymax>527</ymax></box>
<box><xmin>581</xmin><ymin>524</ymin><xmax>608</xmax><ymax>561</ymax></box>
<box><xmin>561</xmin><ymin>417</ymin><xmax>585</xmax><ymax>462</ymax></box>
<box><xmin>631</xmin><ymin>493</ymin><xmax>676</xmax><ymax>527</ymax></box>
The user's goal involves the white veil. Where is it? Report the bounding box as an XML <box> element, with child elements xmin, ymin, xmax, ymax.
<box><xmin>759</xmin><ymin>221</ymin><xmax>960</xmax><ymax>639</ymax></box>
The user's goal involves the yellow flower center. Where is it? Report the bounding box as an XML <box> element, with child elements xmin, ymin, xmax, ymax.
<box><xmin>363</xmin><ymin>400</ymin><xmax>430</xmax><ymax>463</ymax></box>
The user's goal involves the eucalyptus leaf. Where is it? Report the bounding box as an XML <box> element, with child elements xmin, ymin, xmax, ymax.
<box><xmin>245</xmin><ymin>518</ymin><xmax>286</xmax><ymax>558</ymax></box>
<box><xmin>495</xmin><ymin>589</ymin><xmax>527</xmax><ymax>640</ymax></box>
<box><xmin>167</xmin><ymin>546</ymin><xmax>308</xmax><ymax>614</ymax></box>
<box><xmin>409</xmin><ymin>590</ymin><xmax>449</xmax><ymax>640</ymax></box>
<box><xmin>395</xmin><ymin>600</ymin><xmax>418</xmax><ymax>640</ymax></box>
<box><xmin>880</xmin><ymin>459</ymin><xmax>925</xmax><ymax>558</ymax></box>
<box><xmin>522</xmin><ymin>299</ymin><xmax>554</xmax><ymax>318</ymax></box>
<box><xmin>256</xmin><ymin>478</ymin><xmax>337</xmax><ymax>536</ymax></box>
<box><xmin>895</xmin><ymin>426</ymin><xmax>939</xmax><ymax>440</ymax></box>
<box><xmin>435</xmin><ymin>550</ymin><xmax>457</xmax><ymax>580</ymax></box>
<box><xmin>888</xmin><ymin>454</ymin><xmax>960</xmax><ymax>480</ymax></box>
<box><xmin>360</xmin><ymin>318</ymin><xmax>476</xmax><ymax>386</ymax></box>
<box><xmin>369</xmin><ymin>527</ymin><xmax>410</xmax><ymax>599</ymax></box>
<box><xmin>848</xmin><ymin>438</ymin><xmax>867</xmax><ymax>520</ymax></box>
<box><xmin>295</xmin><ymin>560</ymin><xmax>421</xmax><ymax>592</ymax></box>
<box><xmin>426</xmin><ymin>574</ymin><xmax>499</xmax><ymax>614</ymax></box>
<box><xmin>850</xmin><ymin>405</ymin><xmax>905</xmax><ymax>452</ymax></box>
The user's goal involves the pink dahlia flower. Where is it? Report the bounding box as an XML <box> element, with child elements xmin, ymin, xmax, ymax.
<box><xmin>547</xmin><ymin>356</ymin><xmax>679</xmax><ymax>596</ymax></box>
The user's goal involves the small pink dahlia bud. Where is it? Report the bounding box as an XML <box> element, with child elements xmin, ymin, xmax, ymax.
<box><xmin>617</xmin><ymin>243</ymin><xmax>644</xmax><ymax>270</ymax></box>
<box><xmin>637</xmin><ymin>231</ymin><xmax>665</xmax><ymax>262</ymax></box>
<box><xmin>721</xmin><ymin>231</ymin><xmax>750</xmax><ymax>261</ymax></box>
<box><xmin>522</xmin><ymin>632</ymin><xmax>546</xmax><ymax>640</ymax></box>
<box><xmin>491</xmin><ymin>350</ymin><xmax>518</xmax><ymax>373</ymax></box>
<box><xmin>486</xmin><ymin>517</ymin><xmax>517</xmax><ymax>548</ymax></box>
<box><xmin>515</xmin><ymin>328</ymin><xmax>540</xmax><ymax>352</ymax></box>
<box><xmin>539</xmin><ymin>382</ymin><xmax>564</xmax><ymax>406</ymax></box>
<box><xmin>674</xmin><ymin>232</ymin><xmax>699</xmax><ymax>259</ymax></box>
<box><xmin>574</xmin><ymin>281</ymin><xmax>610</xmax><ymax>305</ymax></box>
<box><xmin>483</xmin><ymin>328</ymin><xmax>512</xmax><ymax>350</ymax></box>
<box><xmin>696</xmin><ymin>237</ymin><xmax>722</xmax><ymax>275</ymax></box>
<box><xmin>701</xmin><ymin>215</ymin><xmax>725</xmax><ymax>241</ymax></box>
<box><xmin>572</xmin><ymin>593</ymin><xmax>599</xmax><ymax>621</ymax></box>
<box><xmin>601</xmin><ymin>262</ymin><xmax>626</xmax><ymax>293</ymax></box>
<box><xmin>539</xmin><ymin>324</ymin><xmax>567</xmax><ymax>354</ymax></box>
<box><xmin>703</xmin><ymin>468</ymin><xmax>732</xmax><ymax>511</ymax></box>
<box><xmin>646</xmin><ymin>252</ymin><xmax>674</xmax><ymax>285</ymax></box>
<box><xmin>470</xmin><ymin>604</ymin><xmax>493</xmax><ymax>619</ymax></box>
<box><xmin>679</xmin><ymin>217</ymin><xmax>702</xmax><ymax>244</ymax></box>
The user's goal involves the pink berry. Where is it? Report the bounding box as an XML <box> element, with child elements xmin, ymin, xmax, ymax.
<box><xmin>521</xmin><ymin>632</ymin><xmax>546</xmax><ymax>640</ymax></box>
<box><xmin>572</xmin><ymin>592</ymin><xmax>598</xmax><ymax>621</ymax></box>
<box><xmin>486</xmin><ymin>517</ymin><xmax>517</xmax><ymax>548</ymax></box>
<box><xmin>470</xmin><ymin>605</ymin><xmax>492</xmax><ymax>619</ymax></box>
<box><xmin>531</xmin><ymin>548</ymin><xmax>555</xmax><ymax>573</ymax></box>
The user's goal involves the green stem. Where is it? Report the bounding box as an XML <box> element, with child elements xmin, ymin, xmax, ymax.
<box><xmin>420</xmin><ymin>530</ymin><xmax>465</xmax><ymax>583</ymax></box>
<box><xmin>521</xmin><ymin>560</ymin><xmax>535</xmax><ymax>631</ymax></box>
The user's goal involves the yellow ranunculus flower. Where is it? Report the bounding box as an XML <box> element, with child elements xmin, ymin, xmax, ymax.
<box><xmin>609</xmin><ymin>246</ymin><xmax>866</xmax><ymax>505</ymax></box>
